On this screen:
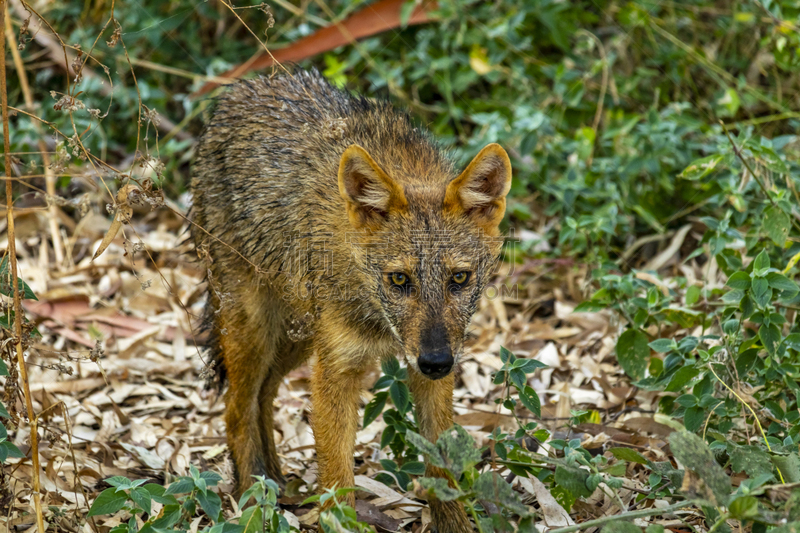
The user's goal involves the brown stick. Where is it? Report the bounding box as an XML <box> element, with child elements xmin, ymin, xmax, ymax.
<box><xmin>194</xmin><ymin>0</ymin><xmax>438</xmax><ymax>96</ymax></box>
<box><xmin>4</xmin><ymin>12</ymin><xmax>64</xmax><ymax>266</ymax></box>
<box><xmin>0</xmin><ymin>2</ymin><xmax>45</xmax><ymax>531</ymax></box>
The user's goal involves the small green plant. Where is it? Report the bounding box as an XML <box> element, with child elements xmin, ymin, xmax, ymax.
<box><xmin>363</xmin><ymin>358</ymin><xmax>419</xmax><ymax>463</ymax></box>
<box><xmin>407</xmin><ymin>425</ymin><xmax>535</xmax><ymax>533</ymax></box>
<box><xmin>302</xmin><ymin>487</ymin><xmax>373</xmax><ymax>533</ymax></box>
<box><xmin>87</xmin><ymin>469</ymin><xmax>297</xmax><ymax>533</ymax></box>
<box><xmin>493</xmin><ymin>346</ymin><xmax>547</xmax><ymax>425</ymax></box>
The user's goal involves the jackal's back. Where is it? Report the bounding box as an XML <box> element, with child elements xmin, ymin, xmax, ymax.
<box><xmin>191</xmin><ymin>69</ymin><xmax>455</xmax><ymax>276</ymax></box>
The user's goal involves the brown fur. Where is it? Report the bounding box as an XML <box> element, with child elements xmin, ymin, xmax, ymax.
<box><xmin>191</xmin><ymin>69</ymin><xmax>512</xmax><ymax>533</ymax></box>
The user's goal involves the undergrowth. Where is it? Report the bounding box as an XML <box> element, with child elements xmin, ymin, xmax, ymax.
<box><xmin>2</xmin><ymin>0</ymin><xmax>800</xmax><ymax>531</ymax></box>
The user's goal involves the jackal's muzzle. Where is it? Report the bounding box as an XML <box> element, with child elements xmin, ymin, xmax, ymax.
<box><xmin>418</xmin><ymin>349</ymin><xmax>454</xmax><ymax>379</ymax></box>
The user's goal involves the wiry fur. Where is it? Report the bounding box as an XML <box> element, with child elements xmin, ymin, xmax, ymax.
<box><xmin>191</xmin><ymin>68</ymin><xmax>511</xmax><ymax>533</ymax></box>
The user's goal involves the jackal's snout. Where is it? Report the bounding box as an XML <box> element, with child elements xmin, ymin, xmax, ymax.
<box><xmin>418</xmin><ymin>349</ymin><xmax>454</xmax><ymax>379</ymax></box>
<box><xmin>418</xmin><ymin>322</ymin><xmax>454</xmax><ymax>379</ymax></box>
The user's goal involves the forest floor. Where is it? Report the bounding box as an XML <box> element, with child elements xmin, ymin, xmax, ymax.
<box><xmin>2</xmin><ymin>202</ymin><xmax>702</xmax><ymax>532</ymax></box>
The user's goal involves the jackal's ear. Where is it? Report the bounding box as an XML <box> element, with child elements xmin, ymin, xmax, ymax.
<box><xmin>444</xmin><ymin>143</ymin><xmax>512</xmax><ymax>230</ymax></box>
<box><xmin>338</xmin><ymin>144</ymin><xmax>408</xmax><ymax>229</ymax></box>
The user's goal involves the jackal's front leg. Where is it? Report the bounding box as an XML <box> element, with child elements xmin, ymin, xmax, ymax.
<box><xmin>310</xmin><ymin>349</ymin><xmax>364</xmax><ymax>507</ymax></box>
<box><xmin>408</xmin><ymin>369</ymin><xmax>473</xmax><ymax>533</ymax></box>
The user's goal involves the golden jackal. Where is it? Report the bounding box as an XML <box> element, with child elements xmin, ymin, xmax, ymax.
<box><xmin>192</xmin><ymin>69</ymin><xmax>511</xmax><ymax>532</ymax></box>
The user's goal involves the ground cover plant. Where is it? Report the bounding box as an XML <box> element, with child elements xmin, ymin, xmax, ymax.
<box><xmin>2</xmin><ymin>0</ymin><xmax>800</xmax><ymax>531</ymax></box>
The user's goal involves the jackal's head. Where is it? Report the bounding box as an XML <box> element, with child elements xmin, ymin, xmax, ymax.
<box><xmin>338</xmin><ymin>143</ymin><xmax>512</xmax><ymax>379</ymax></box>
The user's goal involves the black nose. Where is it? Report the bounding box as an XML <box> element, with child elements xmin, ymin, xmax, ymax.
<box><xmin>418</xmin><ymin>350</ymin><xmax>454</xmax><ymax>379</ymax></box>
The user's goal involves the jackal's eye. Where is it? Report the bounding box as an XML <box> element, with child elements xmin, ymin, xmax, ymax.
<box><xmin>390</xmin><ymin>272</ymin><xmax>408</xmax><ymax>286</ymax></box>
<box><xmin>451</xmin><ymin>271</ymin><xmax>470</xmax><ymax>286</ymax></box>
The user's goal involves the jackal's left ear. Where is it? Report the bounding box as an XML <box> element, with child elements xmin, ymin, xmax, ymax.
<box><xmin>338</xmin><ymin>144</ymin><xmax>408</xmax><ymax>230</ymax></box>
<box><xmin>444</xmin><ymin>143</ymin><xmax>512</xmax><ymax>230</ymax></box>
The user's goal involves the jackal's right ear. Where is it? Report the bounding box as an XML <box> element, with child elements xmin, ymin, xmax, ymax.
<box><xmin>338</xmin><ymin>144</ymin><xmax>408</xmax><ymax>230</ymax></box>
<box><xmin>444</xmin><ymin>143</ymin><xmax>512</xmax><ymax>231</ymax></box>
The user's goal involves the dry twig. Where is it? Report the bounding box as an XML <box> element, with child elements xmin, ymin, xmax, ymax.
<box><xmin>1</xmin><ymin>1</ymin><xmax>45</xmax><ymax>531</ymax></box>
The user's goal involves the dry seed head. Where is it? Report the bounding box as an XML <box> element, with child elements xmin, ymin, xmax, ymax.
<box><xmin>53</xmin><ymin>94</ymin><xmax>86</xmax><ymax>113</ymax></box>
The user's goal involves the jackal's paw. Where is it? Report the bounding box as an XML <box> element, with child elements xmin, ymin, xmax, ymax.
<box><xmin>430</xmin><ymin>500</ymin><xmax>473</xmax><ymax>533</ymax></box>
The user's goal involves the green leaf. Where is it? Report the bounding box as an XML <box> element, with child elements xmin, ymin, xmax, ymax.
<box><xmin>752</xmin><ymin>278</ymin><xmax>772</xmax><ymax>308</ymax></box>
<box><xmin>389</xmin><ymin>381</ymin><xmax>409</xmax><ymax>413</ymax></box>
<box><xmin>152</xmin><ymin>503</ymin><xmax>182</xmax><ymax>528</ymax></box>
<box><xmin>753</xmin><ymin>251</ymin><xmax>771</xmax><ymax>273</ymax></box>
<box><xmin>517</xmin><ymin>358</ymin><xmax>548</xmax><ymax>373</ymax></box>
<box><xmin>88</xmin><ymin>487</ymin><xmax>129</xmax><ymax>518</ymax></box>
<box><xmin>208</xmin><ymin>523</ymin><xmax>245</xmax><ymax>533</ymax></box>
<box><xmin>433</xmin><ymin>425</ymin><xmax>482</xmax><ymax>480</ymax></box>
<box><xmin>518</xmin><ymin>385</ymin><xmax>542</xmax><ymax>418</ymax></box>
<box><xmin>0</xmin><ymin>439</ymin><xmax>24</xmax><ymax>459</ymax></box>
<box><xmin>105</xmin><ymin>476</ymin><xmax>134</xmax><ymax>489</ymax></box>
<box><xmin>616</xmin><ymin>328</ymin><xmax>649</xmax><ymax>381</ymax></box>
<box><xmin>405</xmin><ymin>431</ymin><xmax>446</xmax><ymax>470</ymax></box>
<box><xmin>729</xmin><ymin>495</ymin><xmax>760</xmax><ymax>520</ymax></box>
<box><xmin>418</xmin><ymin>477</ymin><xmax>462</xmax><ymax>501</ymax></box>
<box><xmin>363</xmin><ymin>391</ymin><xmax>388</xmax><ymax>428</ymax></box>
<box><xmin>381</xmin><ymin>358</ymin><xmax>400</xmax><ymax>377</ymax></box>
<box><xmin>0</xmin><ymin>402</ymin><xmax>9</xmax><ymax>419</ymax></box>
<box><xmin>679</xmin><ymin>154</ymin><xmax>723</xmax><ymax>181</ymax></box>
<box><xmin>721</xmin><ymin>289</ymin><xmax>745</xmax><ymax>304</ymax></box>
<box><xmin>473</xmin><ymin>471</ymin><xmax>529</xmax><ymax>516</ymax></box>
<box><xmin>372</xmin><ymin>375</ymin><xmax>394</xmax><ymax>390</ymax></box>
<box><xmin>144</xmin><ymin>483</ymin><xmax>177</xmax><ymax>505</ymax></box>
<box><xmin>685</xmin><ymin>285</ymin><xmax>701</xmax><ymax>306</ymax></box>
<box><xmin>683</xmin><ymin>406</ymin><xmax>704</xmax><ymax>432</ymax></box>
<box><xmin>665</xmin><ymin>367</ymin><xmax>700</xmax><ymax>392</ymax></box>
<box><xmin>0</xmin><ymin>257</ymin><xmax>38</xmax><ymax>300</ymax></box>
<box><xmin>759</xmin><ymin>323</ymin><xmax>781</xmax><ymax>356</ymax></box>
<box><xmin>380</xmin><ymin>425</ymin><xmax>396</xmax><ymax>449</ymax></box>
<box><xmin>763</xmin><ymin>206</ymin><xmax>790</xmax><ymax>246</ymax></box>
<box><xmin>200</xmin><ymin>471</ymin><xmax>223</xmax><ymax>485</ymax></box>
<box><xmin>574</xmin><ymin>301</ymin><xmax>606</xmax><ymax>312</ymax></box>
<box><xmin>772</xmin><ymin>454</ymin><xmax>800</xmax><ymax>483</ymax></box>
<box><xmin>766</xmin><ymin>272</ymin><xmax>799</xmax><ymax>294</ymax></box>
<box><xmin>129</xmin><ymin>487</ymin><xmax>151</xmax><ymax>515</ymax></box>
<box><xmin>736</xmin><ymin>349</ymin><xmax>758</xmax><ymax>377</ymax></box>
<box><xmin>165</xmin><ymin>477</ymin><xmax>194</xmax><ymax>495</ymax></box>
<box><xmin>551</xmin><ymin>485</ymin><xmax>576</xmax><ymax>513</ymax></box>
<box><xmin>675</xmin><ymin>394</ymin><xmax>698</xmax><ymax>408</ymax></box>
<box><xmin>399</xmin><ymin>0</ymin><xmax>417</xmax><ymax>27</ymax></box>
<box><xmin>648</xmin><ymin>338</ymin><xmax>676</xmax><ymax>353</ymax></box>
<box><xmin>726</xmin><ymin>271</ymin><xmax>751</xmax><ymax>290</ymax></box>
<box><xmin>730</xmin><ymin>445</ymin><xmax>773</xmax><ymax>479</ymax></box>
<box><xmin>196</xmin><ymin>488</ymin><xmax>222</xmax><ymax>522</ymax></box>
<box><xmin>663</xmin><ymin>308</ymin><xmax>703</xmax><ymax>329</ymax></box>
<box><xmin>239</xmin><ymin>504</ymin><xmax>263</xmax><ymax>533</ymax></box>
<box><xmin>758</xmin><ymin>147</ymin><xmax>790</xmax><ymax>174</ymax></box>
<box><xmin>555</xmin><ymin>465</ymin><xmax>593</xmax><ymax>499</ymax></box>
<box><xmin>669</xmin><ymin>431</ymin><xmax>731</xmax><ymax>505</ymax></box>
<box><xmin>0</xmin><ymin>358</ymin><xmax>7</xmax><ymax>376</ymax></box>
<box><xmin>399</xmin><ymin>461</ymin><xmax>426</xmax><ymax>475</ymax></box>
<box><xmin>609</xmin><ymin>447</ymin><xmax>648</xmax><ymax>465</ymax></box>
<box><xmin>509</xmin><ymin>368</ymin><xmax>526</xmax><ymax>389</ymax></box>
